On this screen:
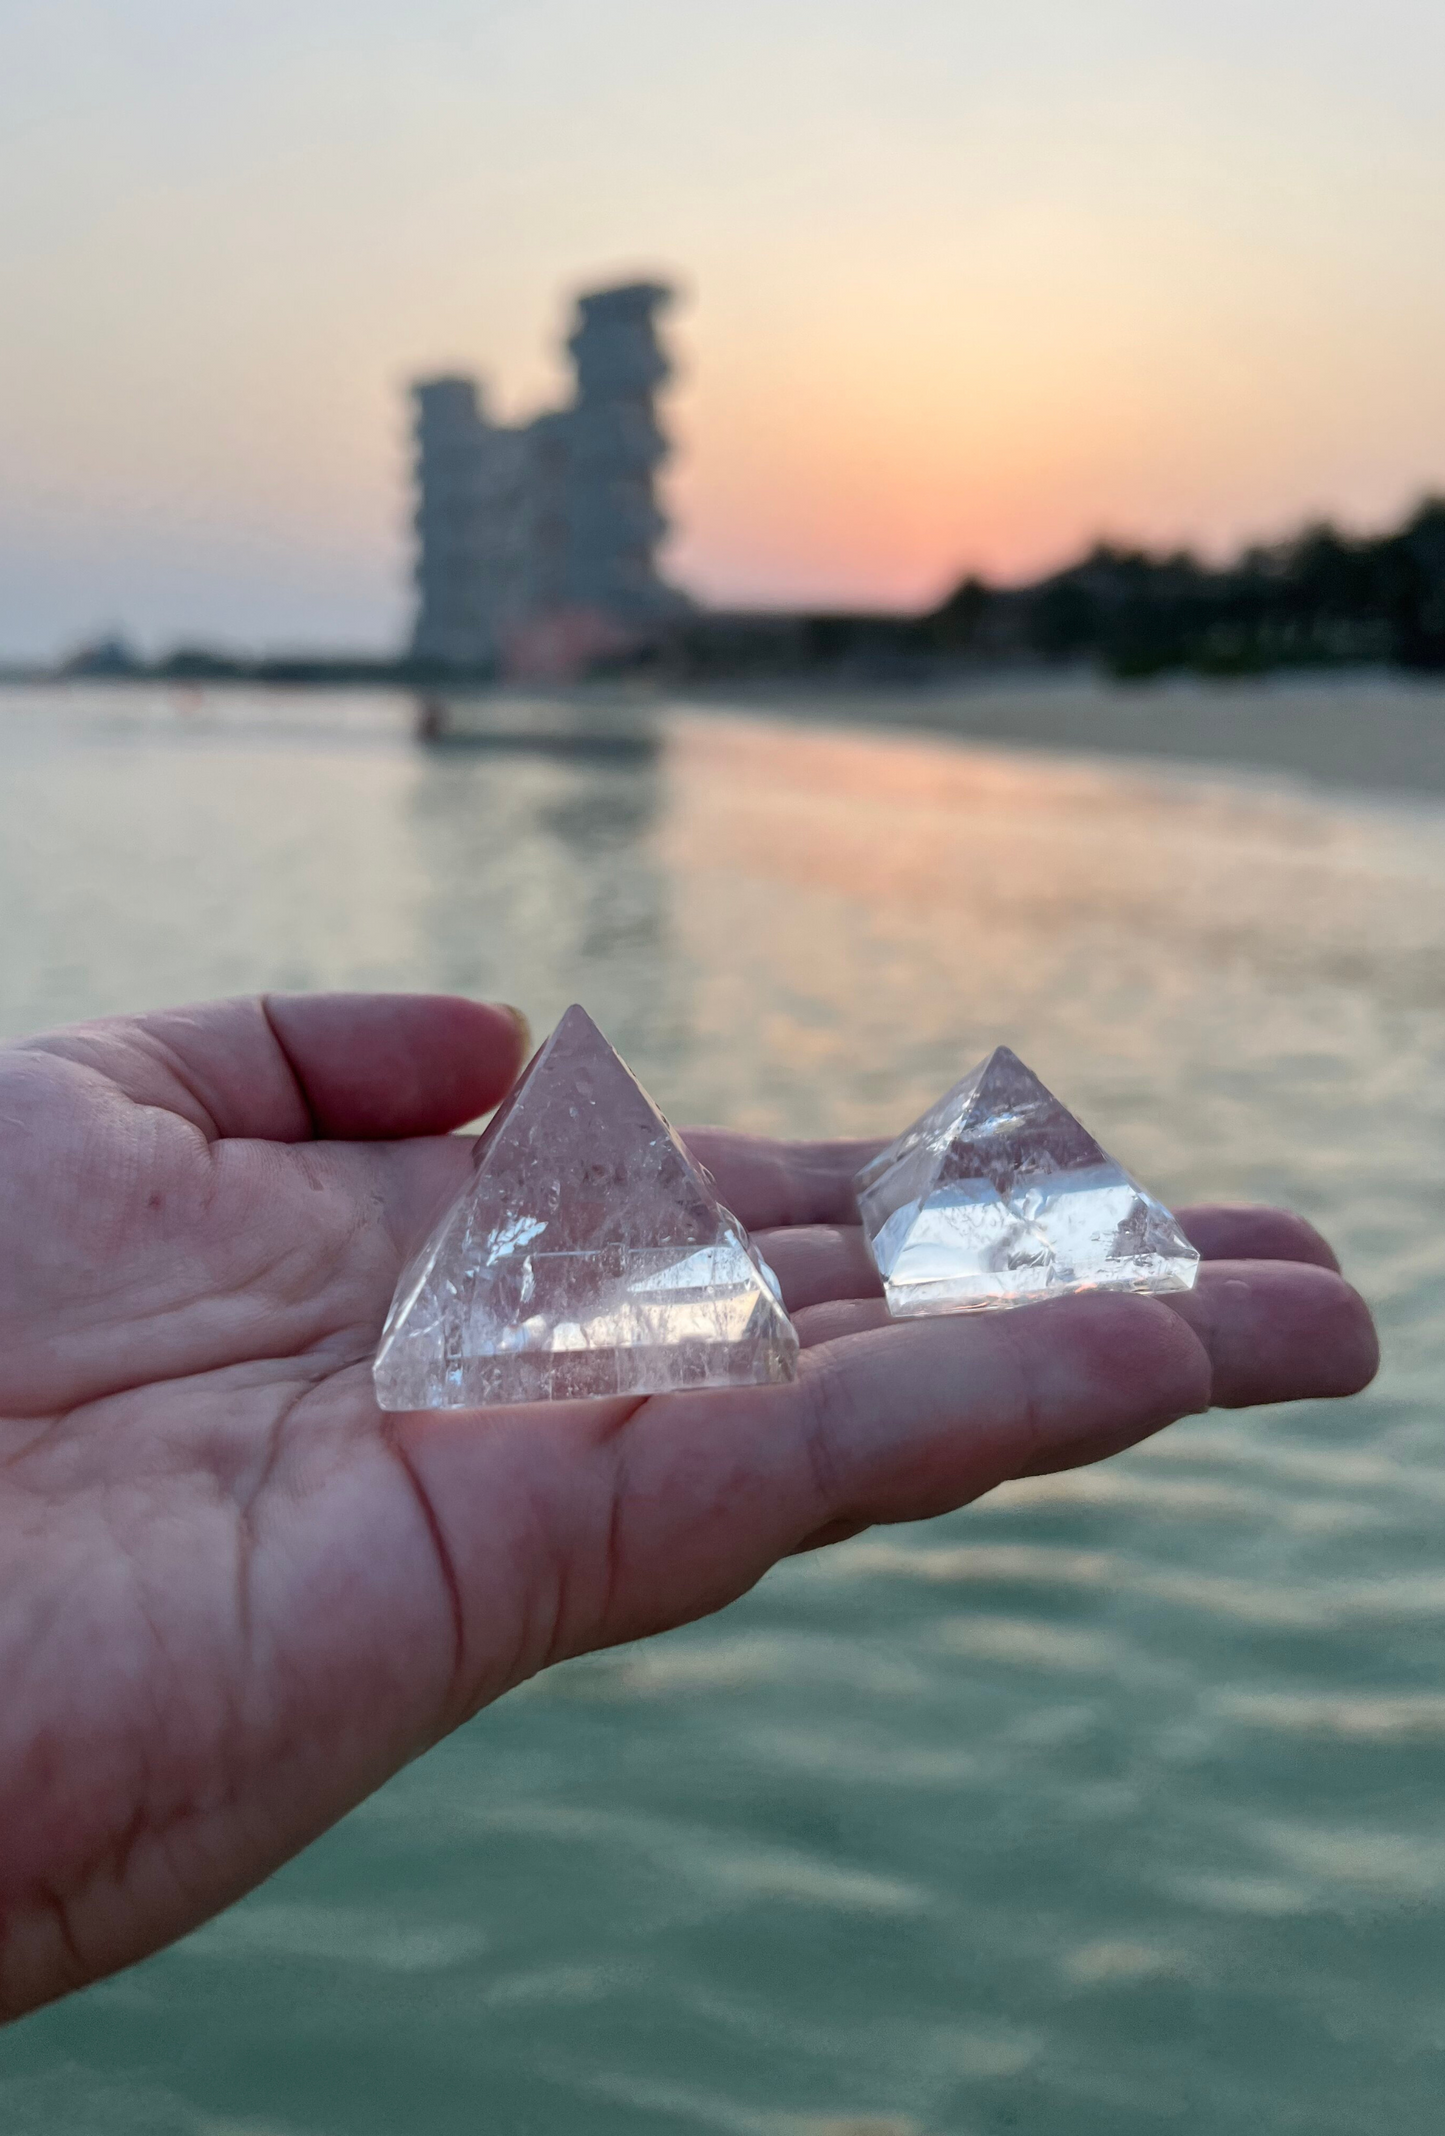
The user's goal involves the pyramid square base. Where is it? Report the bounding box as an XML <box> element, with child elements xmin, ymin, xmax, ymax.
<box><xmin>379</xmin><ymin>1337</ymin><xmax>797</xmax><ymax>1410</ymax></box>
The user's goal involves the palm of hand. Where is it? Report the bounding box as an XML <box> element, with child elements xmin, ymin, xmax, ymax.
<box><xmin>0</xmin><ymin>993</ymin><xmax>1376</xmax><ymax>2021</ymax></box>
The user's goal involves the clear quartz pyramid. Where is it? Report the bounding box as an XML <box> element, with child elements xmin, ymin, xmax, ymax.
<box><xmin>373</xmin><ymin>1006</ymin><xmax>798</xmax><ymax>1407</ymax></box>
<box><xmin>856</xmin><ymin>1046</ymin><xmax>1199</xmax><ymax>1318</ymax></box>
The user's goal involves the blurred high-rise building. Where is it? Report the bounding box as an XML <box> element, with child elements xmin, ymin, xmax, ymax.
<box><xmin>409</xmin><ymin>280</ymin><xmax>687</xmax><ymax>674</ymax></box>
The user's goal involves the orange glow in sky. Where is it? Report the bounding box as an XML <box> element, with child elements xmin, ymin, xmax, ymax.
<box><xmin>2</xmin><ymin>0</ymin><xmax>1444</xmax><ymax>652</ymax></box>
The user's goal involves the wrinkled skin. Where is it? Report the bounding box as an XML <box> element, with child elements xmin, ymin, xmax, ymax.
<box><xmin>0</xmin><ymin>993</ymin><xmax>1378</xmax><ymax>2021</ymax></box>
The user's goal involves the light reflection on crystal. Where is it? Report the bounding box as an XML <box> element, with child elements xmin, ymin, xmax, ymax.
<box><xmin>374</xmin><ymin>1005</ymin><xmax>798</xmax><ymax>1407</ymax></box>
<box><xmin>857</xmin><ymin>1046</ymin><xmax>1199</xmax><ymax>1317</ymax></box>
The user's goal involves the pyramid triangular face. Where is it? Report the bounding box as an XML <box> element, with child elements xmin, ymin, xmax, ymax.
<box><xmin>374</xmin><ymin>1006</ymin><xmax>798</xmax><ymax>1406</ymax></box>
<box><xmin>856</xmin><ymin>1046</ymin><xmax>1199</xmax><ymax>1317</ymax></box>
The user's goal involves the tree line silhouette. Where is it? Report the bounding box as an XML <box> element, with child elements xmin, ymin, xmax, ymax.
<box><xmin>672</xmin><ymin>496</ymin><xmax>1445</xmax><ymax>682</ymax></box>
<box><xmin>925</xmin><ymin>496</ymin><xmax>1445</xmax><ymax>678</ymax></box>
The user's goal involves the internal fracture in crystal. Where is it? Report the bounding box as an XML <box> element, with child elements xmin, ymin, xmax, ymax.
<box><xmin>856</xmin><ymin>1046</ymin><xmax>1199</xmax><ymax>1317</ymax></box>
<box><xmin>373</xmin><ymin>1005</ymin><xmax>798</xmax><ymax>1407</ymax></box>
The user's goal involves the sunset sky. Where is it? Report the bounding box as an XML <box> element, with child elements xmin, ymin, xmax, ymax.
<box><xmin>4</xmin><ymin>0</ymin><xmax>1445</xmax><ymax>656</ymax></box>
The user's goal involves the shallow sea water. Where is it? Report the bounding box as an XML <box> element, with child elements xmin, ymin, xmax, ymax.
<box><xmin>1</xmin><ymin>678</ymin><xmax>1443</xmax><ymax>2134</ymax></box>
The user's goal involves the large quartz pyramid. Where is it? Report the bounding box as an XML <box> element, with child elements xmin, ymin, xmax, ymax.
<box><xmin>374</xmin><ymin>1006</ymin><xmax>798</xmax><ymax>1407</ymax></box>
<box><xmin>856</xmin><ymin>1046</ymin><xmax>1199</xmax><ymax>1318</ymax></box>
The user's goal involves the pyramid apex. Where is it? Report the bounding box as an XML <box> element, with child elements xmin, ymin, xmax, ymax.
<box><xmin>540</xmin><ymin>1003</ymin><xmax>615</xmax><ymax>1061</ymax></box>
<box><xmin>972</xmin><ymin>1043</ymin><xmax>1049</xmax><ymax>1104</ymax></box>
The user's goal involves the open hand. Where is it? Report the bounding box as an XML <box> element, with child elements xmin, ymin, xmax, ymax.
<box><xmin>0</xmin><ymin>994</ymin><xmax>1377</xmax><ymax>2019</ymax></box>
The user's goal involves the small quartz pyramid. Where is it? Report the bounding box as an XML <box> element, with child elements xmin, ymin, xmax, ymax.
<box><xmin>856</xmin><ymin>1046</ymin><xmax>1199</xmax><ymax>1318</ymax></box>
<box><xmin>374</xmin><ymin>1006</ymin><xmax>798</xmax><ymax>1407</ymax></box>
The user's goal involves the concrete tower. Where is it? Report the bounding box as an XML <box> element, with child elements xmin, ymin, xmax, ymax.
<box><xmin>408</xmin><ymin>279</ymin><xmax>686</xmax><ymax>673</ymax></box>
<box><xmin>556</xmin><ymin>281</ymin><xmax>685</xmax><ymax>624</ymax></box>
<box><xmin>409</xmin><ymin>378</ymin><xmax>523</xmax><ymax>670</ymax></box>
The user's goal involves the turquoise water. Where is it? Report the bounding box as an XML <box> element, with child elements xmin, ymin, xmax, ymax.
<box><xmin>2</xmin><ymin>680</ymin><xmax>1443</xmax><ymax>2133</ymax></box>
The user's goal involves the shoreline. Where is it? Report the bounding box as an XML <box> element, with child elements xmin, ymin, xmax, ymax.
<box><xmin>5</xmin><ymin>667</ymin><xmax>1445</xmax><ymax>804</ymax></box>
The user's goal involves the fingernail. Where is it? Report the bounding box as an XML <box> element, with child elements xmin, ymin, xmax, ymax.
<box><xmin>496</xmin><ymin>1003</ymin><xmax>532</xmax><ymax>1058</ymax></box>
